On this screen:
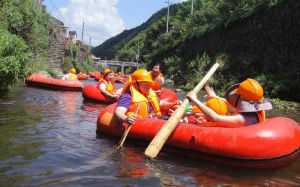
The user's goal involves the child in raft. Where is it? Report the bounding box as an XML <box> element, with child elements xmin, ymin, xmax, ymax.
<box><xmin>166</xmin><ymin>97</ymin><xmax>227</xmax><ymax>125</ymax></box>
<box><xmin>186</xmin><ymin>78</ymin><xmax>273</xmax><ymax>128</ymax></box>
<box><xmin>97</xmin><ymin>69</ymin><xmax>120</xmax><ymax>100</ymax></box>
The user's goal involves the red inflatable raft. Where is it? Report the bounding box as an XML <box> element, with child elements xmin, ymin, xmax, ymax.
<box><xmin>89</xmin><ymin>72</ymin><xmax>95</xmax><ymax>78</ymax></box>
<box><xmin>77</xmin><ymin>74</ymin><xmax>88</xmax><ymax>80</ymax></box>
<box><xmin>94</xmin><ymin>74</ymin><xmax>101</xmax><ymax>81</ymax></box>
<box><xmin>97</xmin><ymin>104</ymin><xmax>300</xmax><ymax>168</ymax></box>
<box><xmin>82</xmin><ymin>84</ymin><xmax>121</xmax><ymax>103</ymax></box>
<box><xmin>26</xmin><ymin>73</ymin><xmax>84</xmax><ymax>91</ymax></box>
<box><xmin>82</xmin><ymin>84</ymin><xmax>178</xmax><ymax>105</ymax></box>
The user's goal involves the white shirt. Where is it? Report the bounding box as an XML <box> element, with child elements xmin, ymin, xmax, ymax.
<box><xmin>61</xmin><ymin>74</ymin><xmax>70</xmax><ymax>80</ymax></box>
<box><xmin>99</xmin><ymin>83</ymin><xmax>106</xmax><ymax>90</ymax></box>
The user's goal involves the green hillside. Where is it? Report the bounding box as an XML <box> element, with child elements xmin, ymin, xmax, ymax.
<box><xmin>91</xmin><ymin>3</ymin><xmax>183</xmax><ymax>59</ymax></box>
<box><xmin>115</xmin><ymin>0</ymin><xmax>300</xmax><ymax>102</ymax></box>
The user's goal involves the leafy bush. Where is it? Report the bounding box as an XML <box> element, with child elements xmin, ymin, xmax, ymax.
<box><xmin>0</xmin><ymin>25</ymin><xmax>30</xmax><ymax>94</ymax></box>
<box><xmin>63</xmin><ymin>43</ymin><xmax>96</xmax><ymax>73</ymax></box>
<box><xmin>271</xmin><ymin>98</ymin><xmax>299</xmax><ymax>110</ymax></box>
<box><xmin>0</xmin><ymin>0</ymin><xmax>50</xmax><ymax>95</ymax></box>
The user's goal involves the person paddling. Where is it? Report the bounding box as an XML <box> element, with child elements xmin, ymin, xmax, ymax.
<box><xmin>97</xmin><ymin>69</ymin><xmax>119</xmax><ymax>100</ymax></box>
<box><xmin>186</xmin><ymin>78</ymin><xmax>273</xmax><ymax>128</ymax></box>
<box><xmin>114</xmin><ymin>69</ymin><xmax>179</xmax><ymax>125</ymax></box>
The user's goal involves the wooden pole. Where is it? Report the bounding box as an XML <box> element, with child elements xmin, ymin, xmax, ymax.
<box><xmin>144</xmin><ymin>63</ymin><xmax>219</xmax><ymax>158</ymax></box>
<box><xmin>116</xmin><ymin>102</ymin><xmax>141</xmax><ymax>149</ymax></box>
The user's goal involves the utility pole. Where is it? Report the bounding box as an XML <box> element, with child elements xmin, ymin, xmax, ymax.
<box><xmin>81</xmin><ymin>21</ymin><xmax>84</xmax><ymax>43</ymax></box>
<box><xmin>89</xmin><ymin>36</ymin><xmax>91</xmax><ymax>46</ymax></box>
<box><xmin>165</xmin><ymin>0</ymin><xmax>170</xmax><ymax>33</ymax></box>
<box><xmin>38</xmin><ymin>0</ymin><xmax>42</xmax><ymax>11</ymax></box>
<box><xmin>191</xmin><ymin>0</ymin><xmax>194</xmax><ymax>15</ymax></box>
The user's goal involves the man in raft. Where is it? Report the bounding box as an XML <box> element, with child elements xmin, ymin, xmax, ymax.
<box><xmin>186</xmin><ymin>78</ymin><xmax>273</xmax><ymax>127</ymax></box>
<box><xmin>114</xmin><ymin>69</ymin><xmax>180</xmax><ymax>125</ymax></box>
<box><xmin>61</xmin><ymin>68</ymin><xmax>78</xmax><ymax>80</ymax></box>
<box><xmin>149</xmin><ymin>64</ymin><xmax>164</xmax><ymax>96</ymax></box>
<box><xmin>97</xmin><ymin>68</ymin><xmax>119</xmax><ymax>100</ymax></box>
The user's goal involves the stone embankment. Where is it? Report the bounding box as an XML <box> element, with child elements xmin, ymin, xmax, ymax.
<box><xmin>46</xmin><ymin>17</ymin><xmax>68</xmax><ymax>76</ymax></box>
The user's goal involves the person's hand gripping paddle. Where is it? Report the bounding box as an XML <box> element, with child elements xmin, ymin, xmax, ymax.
<box><xmin>116</xmin><ymin>102</ymin><xmax>141</xmax><ymax>149</ymax></box>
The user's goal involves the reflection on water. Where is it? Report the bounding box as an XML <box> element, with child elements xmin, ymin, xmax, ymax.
<box><xmin>0</xmin><ymin>81</ymin><xmax>299</xmax><ymax>186</ymax></box>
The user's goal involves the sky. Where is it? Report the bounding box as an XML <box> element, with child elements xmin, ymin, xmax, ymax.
<box><xmin>43</xmin><ymin>0</ymin><xmax>188</xmax><ymax>46</ymax></box>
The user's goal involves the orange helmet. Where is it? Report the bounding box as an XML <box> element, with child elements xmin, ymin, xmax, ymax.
<box><xmin>69</xmin><ymin>68</ymin><xmax>76</xmax><ymax>74</ymax></box>
<box><xmin>206</xmin><ymin>98</ymin><xmax>228</xmax><ymax>115</ymax></box>
<box><xmin>235</xmin><ymin>78</ymin><xmax>263</xmax><ymax>103</ymax></box>
<box><xmin>102</xmin><ymin>69</ymin><xmax>113</xmax><ymax>77</ymax></box>
<box><xmin>131</xmin><ymin>69</ymin><xmax>153</xmax><ymax>84</ymax></box>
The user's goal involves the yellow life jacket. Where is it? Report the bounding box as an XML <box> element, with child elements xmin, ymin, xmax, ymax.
<box><xmin>98</xmin><ymin>79</ymin><xmax>114</xmax><ymax>94</ymax></box>
<box><xmin>150</xmin><ymin>71</ymin><xmax>164</xmax><ymax>95</ymax></box>
<box><xmin>126</xmin><ymin>85</ymin><xmax>161</xmax><ymax>118</ymax></box>
<box><xmin>67</xmin><ymin>73</ymin><xmax>78</xmax><ymax>80</ymax></box>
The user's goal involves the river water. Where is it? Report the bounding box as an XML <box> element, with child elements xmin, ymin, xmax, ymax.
<box><xmin>0</xmin><ymin>78</ymin><xmax>300</xmax><ymax>186</ymax></box>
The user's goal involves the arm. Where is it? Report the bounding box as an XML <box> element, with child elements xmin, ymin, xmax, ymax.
<box><xmin>61</xmin><ymin>74</ymin><xmax>69</xmax><ymax>80</ymax></box>
<box><xmin>187</xmin><ymin>91</ymin><xmax>244</xmax><ymax>128</ymax></box>
<box><xmin>100</xmin><ymin>87</ymin><xmax>119</xmax><ymax>99</ymax></box>
<box><xmin>204</xmin><ymin>85</ymin><xmax>237</xmax><ymax>113</ymax></box>
<box><xmin>99</xmin><ymin>83</ymin><xmax>119</xmax><ymax>99</ymax></box>
<box><xmin>159</xmin><ymin>100</ymin><xmax>181</xmax><ymax>111</ymax></box>
<box><xmin>115</xmin><ymin>107</ymin><xmax>137</xmax><ymax>125</ymax></box>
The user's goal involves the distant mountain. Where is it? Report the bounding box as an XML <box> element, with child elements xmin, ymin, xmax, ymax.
<box><xmin>91</xmin><ymin>3</ymin><xmax>181</xmax><ymax>59</ymax></box>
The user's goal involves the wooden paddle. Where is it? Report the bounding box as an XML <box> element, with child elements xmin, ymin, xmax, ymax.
<box><xmin>116</xmin><ymin>102</ymin><xmax>141</xmax><ymax>149</ymax></box>
<box><xmin>144</xmin><ymin>63</ymin><xmax>219</xmax><ymax>158</ymax></box>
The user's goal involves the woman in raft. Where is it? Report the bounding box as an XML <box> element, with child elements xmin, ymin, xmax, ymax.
<box><xmin>114</xmin><ymin>69</ymin><xmax>180</xmax><ymax>125</ymax></box>
<box><xmin>97</xmin><ymin>69</ymin><xmax>120</xmax><ymax>100</ymax></box>
<box><xmin>186</xmin><ymin>78</ymin><xmax>273</xmax><ymax>127</ymax></box>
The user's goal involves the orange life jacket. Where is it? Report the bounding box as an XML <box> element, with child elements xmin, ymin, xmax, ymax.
<box><xmin>150</xmin><ymin>71</ymin><xmax>164</xmax><ymax>94</ymax></box>
<box><xmin>66</xmin><ymin>73</ymin><xmax>78</xmax><ymax>80</ymax></box>
<box><xmin>98</xmin><ymin>79</ymin><xmax>115</xmax><ymax>94</ymax></box>
<box><xmin>126</xmin><ymin>85</ymin><xmax>161</xmax><ymax>118</ymax></box>
<box><xmin>256</xmin><ymin>110</ymin><xmax>265</xmax><ymax>122</ymax></box>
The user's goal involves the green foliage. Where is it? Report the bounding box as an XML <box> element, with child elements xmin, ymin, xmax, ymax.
<box><xmin>124</xmin><ymin>67</ymin><xmax>134</xmax><ymax>75</ymax></box>
<box><xmin>93</xmin><ymin>2</ymin><xmax>182</xmax><ymax>60</ymax></box>
<box><xmin>97</xmin><ymin>0</ymin><xmax>296</xmax><ymax>102</ymax></box>
<box><xmin>63</xmin><ymin>43</ymin><xmax>96</xmax><ymax>73</ymax></box>
<box><xmin>0</xmin><ymin>25</ymin><xmax>30</xmax><ymax>94</ymax></box>
<box><xmin>85</xmin><ymin>56</ymin><xmax>96</xmax><ymax>72</ymax></box>
<box><xmin>271</xmin><ymin>98</ymin><xmax>299</xmax><ymax>110</ymax></box>
<box><xmin>0</xmin><ymin>0</ymin><xmax>50</xmax><ymax>95</ymax></box>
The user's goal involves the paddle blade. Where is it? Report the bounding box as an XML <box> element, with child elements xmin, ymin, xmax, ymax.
<box><xmin>144</xmin><ymin>99</ymin><xmax>190</xmax><ymax>158</ymax></box>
